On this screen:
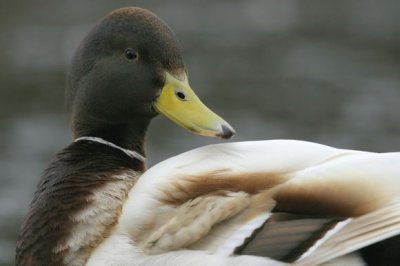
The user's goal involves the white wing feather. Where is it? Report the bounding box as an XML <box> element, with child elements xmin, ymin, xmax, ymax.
<box><xmin>87</xmin><ymin>140</ymin><xmax>400</xmax><ymax>266</ymax></box>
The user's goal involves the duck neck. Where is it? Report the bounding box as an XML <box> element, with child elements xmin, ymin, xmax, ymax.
<box><xmin>72</xmin><ymin>115</ymin><xmax>151</xmax><ymax>157</ymax></box>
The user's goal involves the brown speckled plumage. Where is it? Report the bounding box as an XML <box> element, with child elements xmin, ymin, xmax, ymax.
<box><xmin>16</xmin><ymin>141</ymin><xmax>144</xmax><ymax>265</ymax></box>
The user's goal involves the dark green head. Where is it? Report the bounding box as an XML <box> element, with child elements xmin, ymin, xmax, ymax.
<box><xmin>67</xmin><ymin>7</ymin><xmax>183</xmax><ymax>133</ymax></box>
<box><xmin>66</xmin><ymin>7</ymin><xmax>234</xmax><ymax>152</ymax></box>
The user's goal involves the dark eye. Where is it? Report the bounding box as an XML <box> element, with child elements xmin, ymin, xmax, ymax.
<box><xmin>124</xmin><ymin>48</ymin><xmax>138</xmax><ymax>61</ymax></box>
<box><xmin>176</xmin><ymin>91</ymin><xmax>186</xmax><ymax>101</ymax></box>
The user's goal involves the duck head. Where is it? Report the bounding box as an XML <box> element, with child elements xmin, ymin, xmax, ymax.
<box><xmin>66</xmin><ymin>7</ymin><xmax>235</xmax><ymax>153</ymax></box>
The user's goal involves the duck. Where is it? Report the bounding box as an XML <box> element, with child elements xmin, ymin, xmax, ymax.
<box><xmin>16</xmin><ymin>7</ymin><xmax>400</xmax><ymax>266</ymax></box>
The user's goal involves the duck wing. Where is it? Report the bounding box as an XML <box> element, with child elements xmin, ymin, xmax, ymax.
<box><xmin>90</xmin><ymin>140</ymin><xmax>400</xmax><ymax>265</ymax></box>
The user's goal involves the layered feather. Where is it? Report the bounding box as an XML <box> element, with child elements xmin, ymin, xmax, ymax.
<box><xmin>87</xmin><ymin>140</ymin><xmax>400</xmax><ymax>265</ymax></box>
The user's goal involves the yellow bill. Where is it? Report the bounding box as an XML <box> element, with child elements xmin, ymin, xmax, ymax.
<box><xmin>154</xmin><ymin>72</ymin><xmax>235</xmax><ymax>139</ymax></box>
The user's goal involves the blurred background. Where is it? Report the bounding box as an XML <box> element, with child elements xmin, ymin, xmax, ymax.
<box><xmin>1</xmin><ymin>0</ymin><xmax>400</xmax><ymax>264</ymax></box>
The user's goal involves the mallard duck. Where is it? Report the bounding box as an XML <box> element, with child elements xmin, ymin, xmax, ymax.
<box><xmin>16</xmin><ymin>7</ymin><xmax>400</xmax><ymax>266</ymax></box>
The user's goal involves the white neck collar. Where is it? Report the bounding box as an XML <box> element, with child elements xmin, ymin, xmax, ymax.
<box><xmin>74</xmin><ymin>136</ymin><xmax>146</xmax><ymax>162</ymax></box>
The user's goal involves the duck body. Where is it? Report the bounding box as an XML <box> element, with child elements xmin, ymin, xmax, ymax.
<box><xmin>16</xmin><ymin>6</ymin><xmax>400</xmax><ymax>266</ymax></box>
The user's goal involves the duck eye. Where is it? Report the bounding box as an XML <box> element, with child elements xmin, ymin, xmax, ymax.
<box><xmin>124</xmin><ymin>48</ymin><xmax>138</xmax><ymax>61</ymax></box>
<box><xmin>176</xmin><ymin>91</ymin><xmax>186</xmax><ymax>101</ymax></box>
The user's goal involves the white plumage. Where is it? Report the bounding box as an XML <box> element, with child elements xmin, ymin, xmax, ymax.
<box><xmin>87</xmin><ymin>140</ymin><xmax>400</xmax><ymax>265</ymax></box>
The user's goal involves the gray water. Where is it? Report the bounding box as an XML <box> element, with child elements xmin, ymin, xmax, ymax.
<box><xmin>1</xmin><ymin>1</ymin><xmax>400</xmax><ymax>265</ymax></box>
